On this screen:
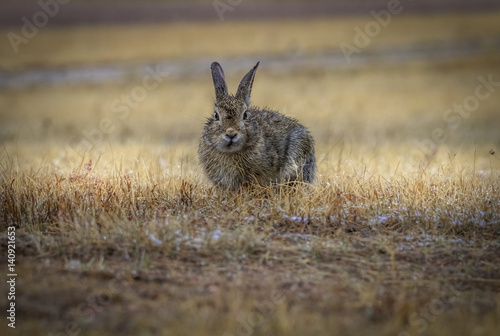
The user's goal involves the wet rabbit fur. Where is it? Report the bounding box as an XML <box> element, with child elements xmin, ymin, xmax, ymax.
<box><xmin>198</xmin><ymin>62</ymin><xmax>316</xmax><ymax>190</ymax></box>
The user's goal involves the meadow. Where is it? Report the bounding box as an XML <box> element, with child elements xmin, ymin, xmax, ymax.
<box><xmin>1</xmin><ymin>11</ymin><xmax>500</xmax><ymax>336</ymax></box>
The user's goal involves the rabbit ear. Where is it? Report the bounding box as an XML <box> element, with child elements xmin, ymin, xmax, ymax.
<box><xmin>211</xmin><ymin>62</ymin><xmax>228</xmax><ymax>101</ymax></box>
<box><xmin>236</xmin><ymin>62</ymin><xmax>259</xmax><ymax>106</ymax></box>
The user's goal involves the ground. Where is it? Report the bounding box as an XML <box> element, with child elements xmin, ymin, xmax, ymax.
<box><xmin>1</xmin><ymin>9</ymin><xmax>500</xmax><ymax>336</ymax></box>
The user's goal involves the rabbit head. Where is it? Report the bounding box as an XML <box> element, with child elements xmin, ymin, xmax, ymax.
<box><xmin>204</xmin><ymin>62</ymin><xmax>260</xmax><ymax>153</ymax></box>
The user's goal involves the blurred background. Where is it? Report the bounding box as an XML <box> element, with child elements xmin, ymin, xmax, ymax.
<box><xmin>1</xmin><ymin>0</ymin><xmax>500</xmax><ymax>172</ymax></box>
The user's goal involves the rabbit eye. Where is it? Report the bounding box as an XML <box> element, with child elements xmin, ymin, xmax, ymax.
<box><xmin>214</xmin><ymin>111</ymin><xmax>220</xmax><ymax>121</ymax></box>
<box><xmin>242</xmin><ymin>110</ymin><xmax>248</xmax><ymax>120</ymax></box>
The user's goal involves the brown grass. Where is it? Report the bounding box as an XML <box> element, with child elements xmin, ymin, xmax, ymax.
<box><xmin>1</xmin><ymin>13</ymin><xmax>500</xmax><ymax>336</ymax></box>
<box><xmin>2</xmin><ymin>12</ymin><xmax>500</xmax><ymax>70</ymax></box>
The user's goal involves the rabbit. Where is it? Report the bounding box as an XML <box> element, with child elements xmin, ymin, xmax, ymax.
<box><xmin>198</xmin><ymin>61</ymin><xmax>316</xmax><ymax>190</ymax></box>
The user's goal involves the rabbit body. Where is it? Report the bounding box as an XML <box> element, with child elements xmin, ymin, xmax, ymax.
<box><xmin>198</xmin><ymin>62</ymin><xmax>316</xmax><ymax>189</ymax></box>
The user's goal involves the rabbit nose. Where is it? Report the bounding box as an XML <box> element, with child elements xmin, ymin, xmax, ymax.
<box><xmin>225</xmin><ymin>129</ymin><xmax>237</xmax><ymax>139</ymax></box>
<box><xmin>222</xmin><ymin>128</ymin><xmax>240</xmax><ymax>144</ymax></box>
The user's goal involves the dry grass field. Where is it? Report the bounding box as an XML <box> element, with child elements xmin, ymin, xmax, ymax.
<box><xmin>1</xmin><ymin>11</ymin><xmax>500</xmax><ymax>336</ymax></box>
